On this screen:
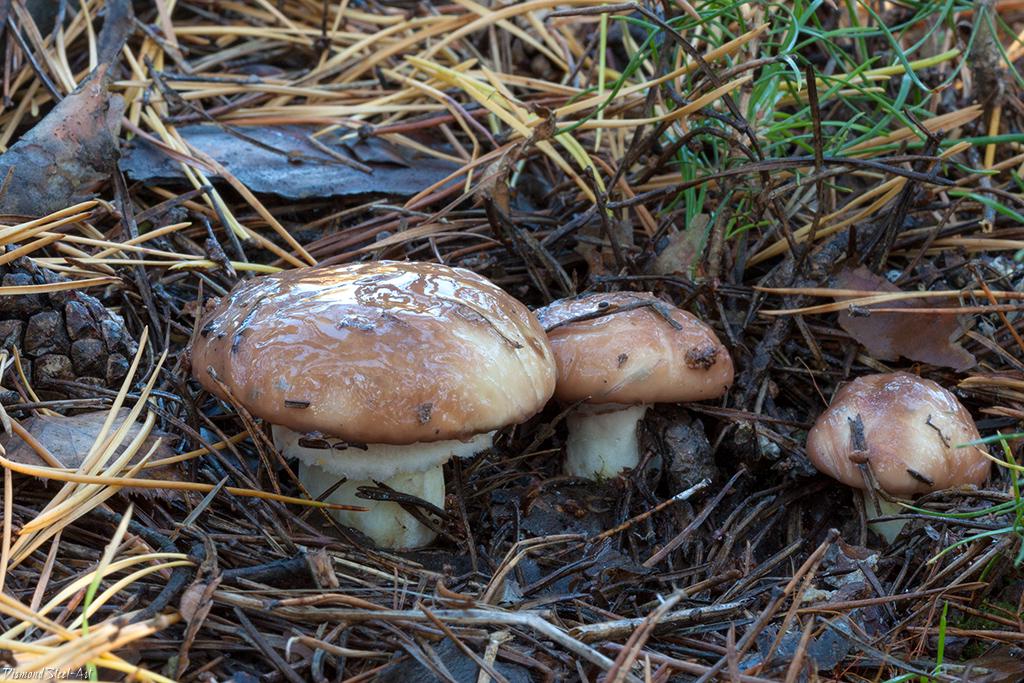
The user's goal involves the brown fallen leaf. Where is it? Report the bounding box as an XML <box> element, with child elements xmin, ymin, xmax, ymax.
<box><xmin>956</xmin><ymin>645</ymin><xmax>1024</xmax><ymax>683</ymax></box>
<box><xmin>175</xmin><ymin>571</ymin><xmax>222</xmax><ymax>678</ymax></box>
<box><xmin>650</xmin><ymin>215</ymin><xmax>710</xmax><ymax>277</ymax></box>
<box><xmin>0</xmin><ymin>0</ymin><xmax>132</xmax><ymax>216</ymax></box>
<box><xmin>179</xmin><ymin>575</ymin><xmax>222</xmax><ymax>625</ymax></box>
<box><xmin>121</xmin><ymin>125</ymin><xmax>460</xmax><ymax>200</ymax></box>
<box><xmin>833</xmin><ymin>265</ymin><xmax>976</xmax><ymax>371</ymax></box>
<box><xmin>306</xmin><ymin>547</ymin><xmax>340</xmax><ymax>589</ymax></box>
<box><xmin>1</xmin><ymin>408</ymin><xmax>182</xmax><ymax>498</ymax></box>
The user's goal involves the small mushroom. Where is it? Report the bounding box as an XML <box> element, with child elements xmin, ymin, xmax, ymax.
<box><xmin>806</xmin><ymin>372</ymin><xmax>990</xmax><ymax>543</ymax></box>
<box><xmin>535</xmin><ymin>292</ymin><xmax>734</xmax><ymax>479</ymax></box>
<box><xmin>190</xmin><ymin>261</ymin><xmax>556</xmax><ymax>549</ymax></box>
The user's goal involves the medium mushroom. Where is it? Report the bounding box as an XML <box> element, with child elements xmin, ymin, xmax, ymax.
<box><xmin>806</xmin><ymin>372</ymin><xmax>990</xmax><ymax>542</ymax></box>
<box><xmin>190</xmin><ymin>261</ymin><xmax>556</xmax><ymax>549</ymax></box>
<box><xmin>534</xmin><ymin>292</ymin><xmax>734</xmax><ymax>479</ymax></box>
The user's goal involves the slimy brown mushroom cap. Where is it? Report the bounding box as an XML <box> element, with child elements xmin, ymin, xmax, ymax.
<box><xmin>536</xmin><ymin>292</ymin><xmax>734</xmax><ymax>405</ymax></box>
<box><xmin>806</xmin><ymin>372</ymin><xmax>989</xmax><ymax>497</ymax></box>
<box><xmin>192</xmin><ymin>260</ymin><xmax>556</xmax><ymax>445</ymax></box>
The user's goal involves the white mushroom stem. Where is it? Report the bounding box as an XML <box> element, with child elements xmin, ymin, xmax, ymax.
<box><xmin>565</xmin><ymin>403</ymin><xmax>648</xmax><ymax>479</ymax></box>
<box><xmin>862</xmin><ymin>491</ymin><xmax>907</xmax><ymax>544</ymax></box>
<box><xmin>298</xmin><ymin>460</ymin><xmax>444</xmax><ymax>549</ymax></box>
<box><xmin>273</xmin><ymin>426</ymin><xmax>492</xmax><ymax>549</ymax></box>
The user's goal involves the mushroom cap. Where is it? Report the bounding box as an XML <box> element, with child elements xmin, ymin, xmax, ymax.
<box><xmin>806</xmin><ymin>373</ymin><xmax>989</xmax><ymax>496</ymax></box>
<box><xmin>534</xmin><ymin>292</ymin><xmax>734</xmax><ymax>405</ymax></box>
<box><xmin>190</xmin><ymin>261</ymin><xmax>556</xmax><ymax>444</ymax></box>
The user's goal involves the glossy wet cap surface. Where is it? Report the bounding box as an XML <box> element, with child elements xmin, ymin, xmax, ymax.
<box><xmin>534</xmin><ymin>292</ymin><xmax>734</xmax><ymax>405</ymax></box>
<box><xmin>190</xmin><ymin>261</ymin><xmax>556</xmax><ymax>444</ymax></box>
<box><xmin>806</xmin><ymin>372</ymin><xmax>989</xmax><ymax>496</ymax></box>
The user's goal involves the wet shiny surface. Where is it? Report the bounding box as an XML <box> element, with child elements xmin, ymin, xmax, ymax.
<box><xmin>191</xmin><ymin>261</ymin><xmax>555</xmax><ymax>444</ymax></box>
<box><xmin>806</xmin><ymin>373</ymin><xmax>989</xmax><ymax>496</ymax></box>
<box><xmin>535</xmin><ymin>292</ymin><xmax>734</xmax><ymax>404</ymax></box>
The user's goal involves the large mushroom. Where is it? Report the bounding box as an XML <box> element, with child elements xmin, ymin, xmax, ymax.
<box><xmin>534</xmin><ymin>292</ymin><xmax>734</xmax><ymax>479</ymax></box>
<box><xmin>190</xmin><ymin>261</ymin><xmax>556</xmax><ymax>549</ymax></box>
<box><xmin>806</xmin><ymin>372</ymin><xmax>990</xmax><ymax>542</ymax></box>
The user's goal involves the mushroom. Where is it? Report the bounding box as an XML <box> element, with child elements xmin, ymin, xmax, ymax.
<box><xmin>190</xmin><ymin>261</ymin><xmax>556</xmax><ymax>549</ymax></box>
<box><xmin>534</xmin><ymin>292</ymin><xmax>734</xmax><ymax>479</ymax></box>
<box><xmin>806</xmin><ymin>372</ymin><xmax>990</xmax><ymax>543</ymax></box>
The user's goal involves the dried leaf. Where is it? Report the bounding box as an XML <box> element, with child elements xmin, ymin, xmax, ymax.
<box><xmin>306</xmin><ymin>547</ymin><xmax>339</xmax><ymax>589</ymax></box>
<box><xmin>0</xmin><ymin>0</ymin><xmax>132</xmax><ymax>216</ymax></box>
<box><xmin>1</xmin><ymin>409</ymin><xmax>182</xmax><ymax>498</ymax></box>
<box><xmin>968</xmin><ymin>1</ymin><xmax>1006</xmax><ymax>107</ymax></box>
<box><xmin>0</xmin><ymin>71</ymin><xmax>123</xmax><ymax>216</ymax></box>
<box><xmin>834</xmin><ymin>265</ymin><xmax>975</xmax><ymax>371</ymax></box>
<box><xmin>650</xmin><ymin>216</ymin><xmax>709</xmax><ymax>276</ymax></box>
<box><xmin>122</xmin><ymin>125</ymin><xmax>460</xmax><ymax>200</ymax></box>
<box><xmin>743</xmin><ymin>621</ymin><xmax>853</xmax><ymax>673</ymax></box>
<box><xmin>958</xmin><ymin>645</ymin><xmax>1024</xmax><ymax>683</ymax></box>
<box><xmin>179</xmin><ymin>575</ymin><xmax>221</xmax><ymax>625</ymax></box>
<box><xmin>476</xmin><ymin>143</ymin><xmax>526</xmax><ymax>214</ymax></box>
<box><xmin>575</xmin><ymin>238</ymin><xmax>608</xmax><ymax>277</ymax></box>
